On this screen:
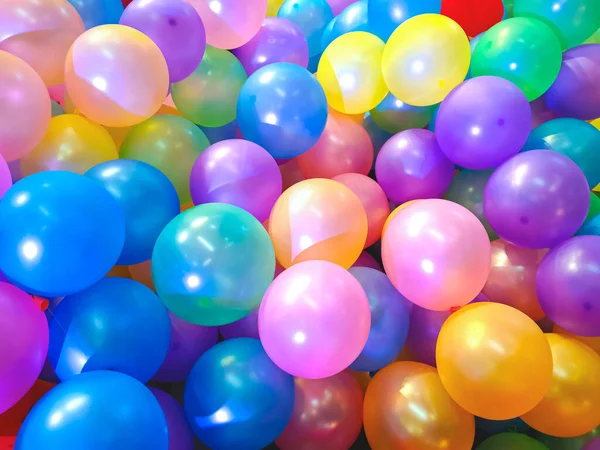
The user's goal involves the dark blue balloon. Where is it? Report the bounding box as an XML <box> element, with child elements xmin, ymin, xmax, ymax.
<box><xmin>184</xmin><ymin>338</ymin><xmax>295</xmax><ymax>450</ymax></box>
<box><xmin>476</xmin><ymin>417</ymin><xmax>530</xmax><ymax>434</ymax></box>
<box><xmin>0</xmin><ymin>171</ymin><xmax>125</xmax><ymax>297</ymax></box>
<box><xmin>199</xmin><ymin>121</ymin><xmax>238</xmax><ymax>144</ymax></box>
<box><xmin>368</xmin><ymin>0</ymin><xmax>442</xmax><ymax>41</ymax></box>
<box><xmin>67</xmin><ymin>0</ymin><xmax>124</xmax><ymax>29</ymax></box>
<box><xmin>15</xmin><ymin>371</ymin><xmax>168</xmax><ymax>450</ymax></box>
<box><xmin>86</xmin><ymin>159</ymin><xmax>180</xmax><ymax>265</ymax></box>
<box><xmin>48</xmin><ymin>277</ymin><xmax>171</xmax><ymax>383</ymax></box>
<box><xmin>237</xmin><ymin>62</ymin><xmax>328</xmax><ymax>159</ymax></box>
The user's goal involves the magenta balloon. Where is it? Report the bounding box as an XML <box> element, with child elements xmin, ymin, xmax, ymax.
<box><xmin>436</xmin><ymin>76</ymin><xmax>532</xmax><ymax>170</ymax></box>
<box><xmin>232</xmin><ymin>17</ymin><xmax>309</xmax><ymax>76</ymax></box>
<box><xmin>352</xmin><ymin>251</ymin><xmax>383</xmax><ymax>271</ymax></box>
<box><xmin>0</xmin><ymin>153</ymin><xmax>12</xmax><ymax>199</ymax></box>
<box><xmin>259</xmin><ymin>260</ymin><xmax>371</xmax><ymax>379</ymax></box>
<box><xmin>326</xmin><ymin>0</ymin><xmax>356</xmax><ymax>15</ymax></box>
<box><xmin>190</xmin><ymin>139</ymin><xmax>282</xmax><ymax>223</ymax></box>
<box><xmin>375</xmin><ymin>129</ymin><xmax>454</xmax><ymax>204</ymax></box>
<box><xmin>484</xmin><ymin>150</ymin><xmax>590</xmax><ymax>249</ymax></box>
<box><xmin>120</xmin><ymin>0</ymin><xmax>206</xmax><ymax>83</ymax></box>
<box><xmin>150</xmin><ymin>388</ymin><xmax>195</xmax><ymax>450</ymax></box>
<box><xmin>219</xmin><ymin>309</ymin><xmax>260</xmax><ymax>340</ymax></box>
<box><xmin>0</xmin><ymin>282</ymin><xmax>49</xmax><ymax>414</ymax></box>
<box><xmin>537</xmin><ymin>236</ymin><xmax>600</xmax><ymax>337</ymax></box>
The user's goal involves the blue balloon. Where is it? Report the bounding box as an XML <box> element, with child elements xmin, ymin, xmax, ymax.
<box><xmin>67</xmin><ymin>0</ymin><xmax>124</xmax><ymax>29</ymax></box>
<box><xmin>0</xmin><ymin>171</ymin><xmax>125</xmax><ymax>297</ymax></box>
<box><xmin>578</xmin><ymin>213</ymin><xmax>600</xmax><ymax>237</ymax></box>
<box><xmin>427</xmin><ymin>104</ymin><xmax>440</xmax><ymax>132</ymax></box>
<box><xmin>185</xmin><ymin>338</ymin><xmax>295</xmax><ymax>450</ymax></box>
<box><xmin>199</xmin><ymin>121</ymin><xmax>238</xmax><ymax>144</ymax></box>
<box><xmin>85</xmin><ymin>159</ymin><xmax>180</xmax><ymax>265</ymax></box>
<box><xmin>15</xmin><ymin>371</ymin><xmax>168</xmax><ymax>450</ymax></box>
<box><xmin>321</xmin><ymin>0</ymin><xmax>370</xmax><ymax>51</ymax></box>
<box><xmin>48</xmin><ymin>277</ymin><xmax>171</xmax><ymax>383</ymax></box>
<box><xmin>368</xmin><ymin>0</ymin><xmax>442</xmax><ymax>41</ymax></box>
<box><xmin>278</xmin><ymin>0</ymin><xmax>333</xmax><ymax>57</ymax></box>
<box><xmin>237</xmin><ymin>62</ymin><xmax>328</xmax><ymax>159</ymax></box>
<box><xmin>348</xmin><ymin>267</ymin><xmax>411</xmax><ymax>372</ymax></box>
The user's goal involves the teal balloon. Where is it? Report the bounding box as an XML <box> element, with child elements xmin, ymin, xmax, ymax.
<box><xmin>152</xmin><ymin>203</ymin><xmax>275</xmax><ymax>326</ymax></box>
<box><xmin>370</xmin><ymin>93</ymin><xmax>436</xmax><ymax>134</ymax></box>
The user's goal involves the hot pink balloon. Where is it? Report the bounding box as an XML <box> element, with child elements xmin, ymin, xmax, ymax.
<box><xmin>326</xmin><ymin>0</ymin><xmax>356</xmax><ymax>15</ymax></box>
<box><xmin>0</xmin><ymin>154</ymin><xmax>13</xmax><ymax>199</ymax></box>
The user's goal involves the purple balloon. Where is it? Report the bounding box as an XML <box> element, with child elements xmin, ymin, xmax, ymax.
<box><xmin>0</xmin><ymin>282</ymin><xmax>49</xmax><ymax>414</ymax></box>
<box><xmin>545</xmin><ymin>44</ymin><xmax>600</xmax><ymax>121</ymax></box>
<box><xmin>219</xmin><ymin>309</ymin><xmax>260</xmax><ymax>340</ymax></box>
<box><xmin>120</xmin><ymin>0</ymin><xmax>206</xmax><ymax>83</ymax></box>
<box><xmin>584</xmin><ymin>437</ymin><xmax>600</xmax><ymax>450</ymax></box>
<box><xmin>189</xmin><ymin>139</ymin><xmax>283</xmax><ymax>223</ymax></box>
<box><xmin>530</xmin><ymin>95</ymin><xmax>559</xmax><ymax>128</ymax></box>
<box><xmin>484</xmin><ymin>150</ymin><xmax>589</xmax><ymax>249</ymax></box>
<box><xmin>375</xmin><ymin>129</ymin><xmax>454</xmax><ymax>204</ymax></box>
<box><xmin>153</xmin><ymin>312</ymin><xmax>218</xmax><ymax>383</ymax></box>
<box><xmin>149</xmin><ymin>388</ymin><xmax>195</xmax><ymax>450</ymax></box>
<box><xmin>436</xmin><ymin>76</ymin><xmax>532</xmax><ymax>170</ymax></box>
<box><xmin>537</xmin><ymin>236</ymin><xmax>600</xmax><ymax>337</ymax></box>
<box><xmin>232</xmin><ymin>17</ymin><xmax>309</xmax><ymax>76</ymax></box>
<box><xmin>405</xmin><ymin>305</ymin><xmax>450</xmax><ymax>367</ymax></box>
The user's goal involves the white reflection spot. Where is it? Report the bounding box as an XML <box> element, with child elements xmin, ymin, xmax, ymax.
<box><xmin>265</xmin><ymin>113</ymin><xmax>277</xmax><ymax>125</ymax></box>
<box><xmin>411</xmin><ymin>60</ymin><xmax>425</xmax><ymax>74</ymax></box>
<box><xmin>421</xmin><ymin>259</ymin><xmax>434</xmax><ymax>274</ymax></box>
<box><xmin>209</xmin><ymin>0</ymin><xmax>222</xmax><ymax>14</ymax></box>
<box><xmin>186</xmin><ymin>274</ymin><xmax>200</xmax><ymax>289</ymax></box>
<box><xmin>21</xmin><ymin>240</ymin><xmax>39</xmax><ymax>261</ymax></box>
<box><xmin>471</xmin><ymin>126</ymin><xmax>481</xmax><ymax>136</ymax></box>
<box><xmin>92</xmin><ymin>77</ymin><xmax>107</xmax><ymax>92</ymax></box>
<box><xmin>509</xmin><ymin>62</ymin><xmax>517</xmax><ymax>70</ymax></box>
<box><xmin>293</xmin><ymin>331</ymin><xmax>306</xmax><ymax>344</ymax></box>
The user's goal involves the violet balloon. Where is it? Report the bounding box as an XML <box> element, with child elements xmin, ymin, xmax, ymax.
<box><xmin>150</xmin><ymin>388</ymin><xmax>195</xmax><ymax>450</ymax></box>
<box><xmin>405</xmin><ymin>306</ymin><xmax>451</xmax><ymax>367</ymax></box>
<box><xmin>484</xmin><ymin>150</ymin><xmax>590</xmax><ymax>249</ymax></box>
<box><xmin>220</xmin><ymin>309</ymin><xmax>260</xmax><ymax>340</ymax></box>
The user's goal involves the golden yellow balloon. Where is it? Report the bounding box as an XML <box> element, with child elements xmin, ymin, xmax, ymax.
<box><xmin>21</xmin><ymin>115</ymin><xmax>118</xmax><ymax>176</ymax></box>
<box><xmin>382</xmin><ymin>14</ymin><xmax>470</xmax><ymax>106</ymax></box>
<box><xmin>522</xmin><ymin>334</ymin><xmax>600</xmax><ymax>438</ymax></box>
<box><xmin>267</xmin><ymin>0</ymin><xmax>285</xmax><ymax>16</ymax></box>
<box><xmin>592</xmin><ymin>117</ymin><xmax>600</xmax><ymax>130</ymax></box>
<box><xmin>553</xmin><ymin>324</ymin><xmax>600</xmax><ymax>356</ymax></box>
<box><xmin>317</xmin><ymin>32</ymin><xmax>388</xmax><ymax>115</ymax></box>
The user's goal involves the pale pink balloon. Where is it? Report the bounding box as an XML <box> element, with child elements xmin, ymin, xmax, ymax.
<box><xmin>382</xmin><ymin>199</ymin><xmax>491</xmax><ymax>311</ymax></box>
<box><xmin>352</xmin><ymin>251</ymin><xmax>382</xmax><ymax>271</ymax></box>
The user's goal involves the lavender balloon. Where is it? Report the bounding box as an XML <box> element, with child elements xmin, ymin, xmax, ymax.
<box><xmin>537</xmin><ymin>236</ymin><xmax>600</xmax><ymax>337</ymax></box>
<box><xmin>375</xmin><ymin>129</ymin><xmax>454</xmax><ymax>204</ymax></box>
<box><xmin>484</xmin><ymin>150</ymin><xmax>589</xmax><ymax>249</ymax></box>
<box><xmin>436</xmin><ymin>76</ymin><xmax>532</xmax><ymax>170</ymax></box>
<box><xmin>219</xmin><ymin>308</ymin><xmax>260</xmax><ymax>340</ymax></box>
<box><xmin>232</xmin><ymin>17</ymin><xmax>309</xmax><ymax>76</ymax></box>
<box><xmin>120</xmin><ymin>0</ymin><xmax>206</xmax><ymax>83</ymax></box>
<box><xmin>405</xmin><ymin>306</ymin><xmax>451</xmax><ymax>367</ymax></box>
<box><xmin>150</xmin><ymin>388</ymin><xmax>195</xmax><ymax>450</ymax></box>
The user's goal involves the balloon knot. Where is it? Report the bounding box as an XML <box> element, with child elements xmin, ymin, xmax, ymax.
<box><xmin>32</xmin><ymin>296</ymin><xmax>49</xmax><ymax>312</ymax></box>
<box><xmin>449</xmin><ymin>306</ymin><xmax>461</xmax><ymax>314</ymax></box>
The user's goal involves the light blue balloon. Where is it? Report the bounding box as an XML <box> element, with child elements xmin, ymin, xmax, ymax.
<box><xmin>368</xmin><ymin>0</ymin><xmax>442</xmax><ymax>41</ymax></box>
<box><xmin>578</xmin><ymin>213</ymin><xmax>600</xmax><ymax>236</ymax></box>
<box><xmin>67</xmin><ymin>0</ymin><xmax>124</xmax><ymax>29</ymax></box>
<box><xmin>278</xmin><ymin>0</ymin><xmax>334</xmax><ymax>57</ymax></box>
<box><xmin>467</xmin><ymin>33</ymin><xmax>484</xmax><ymax>79</ymax></box>
<box><xmin>321</xmin><ymin>0</ymin><xmax>370</xmax><ymax>51</ymax></box>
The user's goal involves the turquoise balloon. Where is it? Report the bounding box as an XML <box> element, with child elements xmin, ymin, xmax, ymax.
<box><xmin>152</xmin><ymin>203</ymin><xmax>275</xmax><ymax>326</ymax></box>
<box><xmin>370</xmin><ymin>92</ymin><xmax>436</xmax><ymax>134</ymax></box>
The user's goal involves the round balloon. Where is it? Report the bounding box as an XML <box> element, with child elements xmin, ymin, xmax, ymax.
<box><xmin>67</xmin><ymin>0</ymin><xmax>124</xmax><ymax>29</ymax></box>
<box><xmin>0</xmin><ymin>154</ymin><xmax>12</xmax><ymax>200</ymax></box>
<box><xmin>554</xmin><ymin>324</ymin><xmax>600</xmax><ymax>356</ymax></box>
<box><xmin>370</xmin><ymin>93</ymin><xmax>436</xmax><ymax>134</ymax></box>
<box><xmin>441</xmin><ymin>0</ymin><xmax>504</xmax><ymax>37</ymax></box>
<box><xmin>477</xmin><ymin>433</ymin><xmax>549</xmax><ymax>450</ymax></box>
<box><xmin>368</xmin><ymin>0</ymin><xmax>442</xmax><ymax>41</ymax></box>
<box><xmin>278</xmin><ymin>0</ymin><xmax>333</xmax><ymax>57</ymax></box>
<box><xmin>150</xmin><ymin>388</ymin><xmax>195</xmax><ymax>450</ymax></box>
<box><xmin>321</xmin><ymin>0</ymin><xmax>370</xmax><ymax>51</ymax></box>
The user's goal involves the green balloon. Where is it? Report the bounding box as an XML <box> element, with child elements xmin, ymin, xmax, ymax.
<box><xmin>478</xmin><ymin>433</ymin><xmax>549</xmax><ymax>450</ymax></box>
<box><xmin>585</xmin><ymin>27</ymin><xmax>600</xmax><ymax>44</ymax></box>
<box><xmin>471</xmin><ymin>17</ymin><xmax>562</xmax><ymax>101</ymax></box>
<box><xmin>587</xmin><ymin>192</ymin><xmax>600</xmax><ymax>222</ymax></box>
<box><xmin>531</xmin><ymin>426</ymin><xmax>600</xmax><ymax>450</ymax></box>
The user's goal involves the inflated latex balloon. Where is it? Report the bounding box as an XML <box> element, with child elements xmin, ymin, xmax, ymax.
<box><xmin>189</xmin><ymin>139</ymin><xmax>282</xmax><ymax>223</ymax></box>
<box><xmin>321</xmin><ymin>0</ymin><xmax>370</xmax><ymax>51</ymax></box>
<box><xmin>317</xmin><ymin>32</ymin><xmax>388</xmax><ymax>114</ymax></box>
<box><xmin>327</xmin><ymin>0</ymin><xmax>356</xmax><ymax>15</ymax></box>
<box><xmin>128</xmin><ymin>260</ymin><xmax>154</xmax><ymax>290</ymax></box>
<box><xmin>537</xmin><ymin>236</ymin><xmax>600</xmax><ymax>337</ymax></box>
<box><xmin>120</xmin><ymin>0</ymin><xmax>206</xmax><ymax>83</ymax></box>
<box><xmin>405</xmin><ymin>306</ymin><xmax>450</xmax><ymax>367</ymax></box>
<box><xmin>364</xmin><ymin>362</ymin><xmax>475</xmax><ymax>450</ymax></box>
<box><xmin>531</xmin><ymin>95</ymin><xmax>559</xmax><ymax>127</ymax></box>
<box><xmin>362</xmin><ymin>113</ymin><xmax>394</xmax><ymax>156</ymax></box>
<box><xmin>67</xmin><ymin>0</ymin><xmax>124</xmax><ymax>29</ymax></box>
<box><xmin>470</xmin><ymin>18</ymin><xmax>562</xmax><ymax>101</ymax></box>
<box><xmin>50</xmin><ymin>100</ymin><xmax>65</xmax><ymax>118</ymax></box>
<box><xmin>0</xmin><ymin>0</ymin><xmax>84</xmax><ymax>86</ymax></box>
<box><xmin>237</xmin><ymin>63</ymin><xmax>328</xmax><ymax>159</ymax></box>
<box><xmin>368</xmin><ymin>0</ymin><xmax>442</xmax><ymax>41</ymax></box>
<box><xmin>153</xmin><ymin>203</ymin><xmax>275</xmax><ymax>326</ymax></box>
<box><xmin>185</xmin><ymin>338</ymin><xmax>295</xmax><ymax>450</ymax></box>
<box><xmin>278</xmin><ymin>0</ymin><xmax>333</xmax><ymax>57</ymax></box>
<box><xmin>65</xmin><ymin>25</ymin><xmax>169</xmax><ymax>127</ymax></box>
<box><xmin>353</xmin><ymin>251</ymin><xmax>383</xmax><ymax>271</ymax></box>
<box><xmin>0</xmin><ymin>171</ymin><xmax>125</xmax><ymax>297</ymax></box>
<box><xmin>15</xmin><ymin>371</ymin><xmax>168</xmax><ymax>450</ymax></box>
<box><xmin>484</xmin><ymin>150</ymin><xmax>590</xmax><ymax>249</ymax></box>
<box><xmin>554</xmin><ymin>324</ymin><xmax>600</xmax><ymax>355</ymax></box>
<box><xmin>219</xmin><ymin>309</ymin><xmax>260</xmax><ymax>340</ymax></box>
<box><xmin>120</xmin><ymin>115</ymin><xmax>210</xmax><ymax>205</ymax></box>
<box><xmin>276</xmin><ymin>372</ymin><xmax>364</xmax><ymax>450</ymax></box>
<box><xmin>370</xmin><ymin>93</ymin><xmax>436</xmax><ymax>134</ymax></box>
<box><xmin>436</xmin><ymin>76</ymin><xmax>532</xmax><ymax>170</ymax></box>
<box><xmin>442</xmin><ymin>0</ymin><xmax>504</xmax><ymax>37</ymax></box>
<box><xmin>268</xmin><ymin>0</ymin><xmax>286</xmax><ymax>15</ymax></box>
<box><xmin>268</xmin><ymin>178</ymin><xmax>368</xmax><ymax>268</ymax></box>
<box><xmin>259</xmin><ymin>260</ymin><xmax>371</xmax><ymax>378</ymax></box>
<box><xmin>199</xmin><ymin>120</ymin><xmax>238</xmax><ymax>145</ymax></box>
<box><xmin>477</xmin><ymin>433</ymin><xmax>549</xmax><ymax>450</ymax></box>
<box><xmin>0</xmin><ymin>154</ymin><xmax>12</xmax><ymax>200</ymax></box>
<box><xmin>382</xmin><ymin>14</ymin><xmax>470</xmax><ymax>107</ymax></box>
<box><xmin>150</xmin><ymin>388</ymin><xmax>195</xmax><ymax>450</ymax></box>
<box><xmin>436</xmin><ymin>302</ymin><xmax>553</xmax><ymax>419</ymax></box>
<box><xmin>585</xmin><ymin>439</ymin><xmax>600</xmax><ymax>450</ymax></box>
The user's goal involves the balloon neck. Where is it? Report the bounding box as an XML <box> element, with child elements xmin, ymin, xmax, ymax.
<box><xmin>449</xmin><ymin>306</ymin><xmax>461</xmax><ymax>314</ymax></box>
<box><xmin>32</xmin><ymin>296</ymin><xmax>49</xmax><ymax>312</ymax></box>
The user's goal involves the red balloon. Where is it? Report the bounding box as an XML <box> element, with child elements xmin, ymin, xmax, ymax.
<box><xmin>441</xmin><ymin>0</ymin><xmax>504</xmax><ymax>37</ymax></box>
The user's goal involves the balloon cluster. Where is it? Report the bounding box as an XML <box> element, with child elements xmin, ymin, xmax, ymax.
<box><xmin>0</xmin><ymin>0</ymin><xmax>599</xmax><ymax>449</ymax></box>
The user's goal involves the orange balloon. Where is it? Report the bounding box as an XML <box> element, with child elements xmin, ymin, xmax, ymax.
<box><xmin>268</xmin><ymin>178</ymin><xmax>368</xmax><ymax>268</ymax></box>
<box><xmin>364</xmin><ymin>361</ymin><xmax>475</xmax><ymax>450</ymax></box>
<box><xmin>129</xmin><ymin>260</ymin><xmax>155</xmax><ymax>291</ymax></box>
<box><xmin>436</xmin><ymin>302</ymin><xmax>553</xmax><ymax>420</ymax></box>
<box><xmin>522</xmin><ymin>334</ymin><xmax>600</xmax><ymax>438</ymax></box>
<box><xmin>553</xmin><ymin>324</ymin><xmax>600</xmax><ymax>355</ymax></box>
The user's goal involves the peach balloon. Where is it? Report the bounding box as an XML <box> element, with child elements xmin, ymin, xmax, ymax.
<box><xmin>268</xmin><ymin>178</ymin><xmax>368</xmax><ymax>268</ymax></box>
<box><xmin>436</xmin><ymin>303</ymin><xmax>553</xmax><ymax>420</ymax></box>
<box><xmin>553</xmin><ymin>324</ymin><xmax>600</xmax><ymax>355</ymax></box>
<box><xmin>364</xmin><ymin>361</ymin><xmax>475</xmax><ymax>450</ymax></box>
<box><xmin>65</xmin><ymin>25</ymin><xmax>169</xmax><ymax>128</ymax></box>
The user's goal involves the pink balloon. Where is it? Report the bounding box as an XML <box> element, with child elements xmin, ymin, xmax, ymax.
<box><xmin>0</xmin><ymin>154</ymin><xmax>13</xmax><ymax>199</ymax></box>
<box><xmin>352</xmin><ymin>251</ymin><xmax>382</xmax><ymax>271</ymax></box>
<box><xmin>382</xmin><ymin>199</ymin><xmax>491</xmax><ymax>311</ymax></box>
<box><xmin>259</xmin><ymin>260</ymin><xmax>371</xmax><ymax>379</ymax></box>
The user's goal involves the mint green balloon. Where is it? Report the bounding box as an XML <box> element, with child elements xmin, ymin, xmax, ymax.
<box><xmin>478</xmin><ymin>433</ymin><xmax>548</xmax><ymax>450</ymax></box>
<box><xmin>171</xmin><ymin>46</ymin><xmax>247</xmax><ymax>128</ymax></box>
<box><xmin>471</xmin><ymin>17</ymin><xmax>562</xmax><ymax>101</ymax></box>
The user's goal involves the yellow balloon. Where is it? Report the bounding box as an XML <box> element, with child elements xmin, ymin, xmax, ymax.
<box><xmin>382</xmin><ymin>14</ymin><xmax>470</xmax><ymax>106</ymax></box>
<box><xmin>267</xmin><ymin>0</ymin><xmax>285</xmax><ymax>16</ymax></box>
<box><xmin>21</xmin><ymin>114</ymin><xmax>118</xmax><ymax>176</ymax></box>
<box><xmin>317</xmin><ymin>32</ymin><xmax>389</xmax><ymax>115</ymax></box>
<box><xmin>591</xmin><ymin>117</ymin><xmax>600</xmax><ymax>131</ymax></box>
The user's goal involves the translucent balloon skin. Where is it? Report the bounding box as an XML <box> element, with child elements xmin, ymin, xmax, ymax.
<box><xmin>436</xmin><ymin>76</ymin><xmax>532</xmax><ymax>170</ymax></box>
<box><xmin>405</xmin><ymin>306</ymin><xmax>451</xmax><ymax>367</ymax></box>
<box><xmin>15</xmin><ymin>371</ymin><xmax>168</xmax><ymax>450</ymax></box>
<box><xmin>370</xmin><ymin>93</ymin><xmax>436</xmax><ymax>134</ymax></box>
<box><xmin>278</xmin><ymin>0</ymin><xmax>333</xmax><ymax>57</ymax></box>
<box><xmin>537</xmin><ymin>236</ymin><xmax>600</xmax><ymax>337</ymax></box>
<box><xmin>150</xmin><ymin>388</ymin><xmax>195</xmax><ymax>450</ymax></box>
<box><xmin>184</xmin><ymin>338</ymin><xmax>295</xmax><ymax>450</ymax></box>
<box><xmin>237</xmin><ymin>62</ymin><xmax>328</xmax><ymax>159</ymax></box>
<box><xmin>219</xmin><ymin>309</ymin><xmax>260</xmax><ymax>340</ymax></box>
<box><xmin>368</xmin><ymin>0</ymin><xmax>442</xmax><ymax>41</ymax></box>
<box><xmin>152</xmin><ymin>203</ymin><xmax>275</xmax><ymax>326</ymax></box>
<box><xmin>484</xmin><ymin>150</ymin><xmax>590</xmax><ymax>249</ymax></box>
<box><xmin>470</xmin><ymin>18</ymin><xmax>562</xmax><ymax>101</ymax></box>
<box><xmin>276</xmin><ymin>372</ymin><xmax>364</xmax><ymax>450</ymax></box>
<box><xmin>67</xmin><ymin>0</ymin><xmax>124</xmax><ymax>29</ymax></box>
<box><xmin>554</xmin><ymin>324</ymin><xmax>600</xmax><ymax>355</ymax></box>
<box><xmin>259</xmin><ymin>260</ymin><xmax>371</xmax><ymax>378</ymax></box>
<box><xmin>0</xmin><ymin>171</ymin><xmax>125</xmax><ymax>297</ymax></box>
<box><xmin>120</xmin><ymin>0</ymin><xmax>206</xmax><ymax>83</ymax></box>
<box><xmin>376</xmin><ymin>129</ymin><xmax>455</xmax><ymax>205</ymax></box>
<box><xmin>436</xmin><ymin>303</ymin><xmax>553</xmax><ymax>420</ymax></box>
<box><xmin>364</xmin><ymin>362</ymin><xmax>475</xmax><ymax>450</ymax></box>
<box><xmin>65</xmin><ymin>25</ymin><xmax>169</xmax><ymax>127</ymax></box>
<box><xmin>477</xmin><ymin>433</ymin><xmax>549</xmax><ymax>450</ymax></box>
<box><xmin>321</xmin><ymin>0</ymin><xmax>370</xmax><ymax>51</ymax></box>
